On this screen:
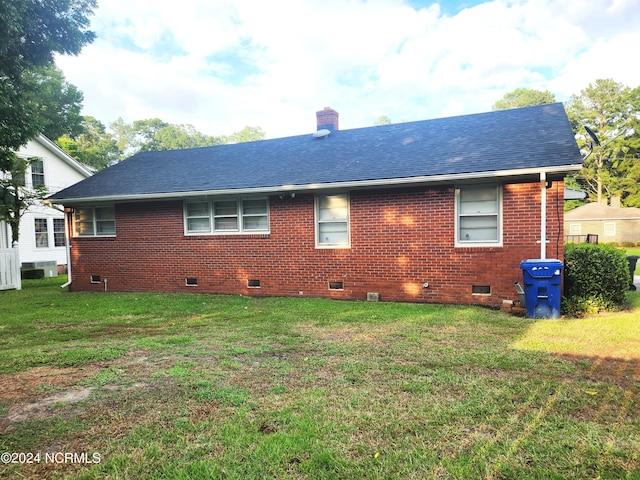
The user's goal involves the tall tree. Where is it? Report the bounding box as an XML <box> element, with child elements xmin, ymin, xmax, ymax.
<box><xmin>492</xmin><ymin>88</ymin><xmax>556</xmax><ymax>110</ymax></box>
<box><xmin>154</xmin><ymin>124</ymin><xmax>226</xmax><ymax>150</ymax></box>
<box><xmin>25</xmin><ymin>64</ymin><xmax>85</xmax><ymax>140</ymax></box>
<box><xmin>109</xmin><ymin>119</ymin><xmax>264</xmax><ymax>156</ymax></box>
<box><xmin>225</xmin><ymin>126</ymin><xmax>266</xmax><ymax>144</ymax></box>
<box><xmin>0</xmin><ymin>0</ymin><xmax>96</xmax><ymax>243</ymax></box>
<box><xmin>0</xmin><ymin>0</ymin><xmax>96</xmax><ymax>153</ymax></box>
<box><xmin>56</xmin><ymin>116</ymin><xmax>120</xmax><ymax>170</ymax></box>
<box><xmin>565</xmin><ymin>79</ymin><xmax>639</xmax><ymax>204</ymax></box>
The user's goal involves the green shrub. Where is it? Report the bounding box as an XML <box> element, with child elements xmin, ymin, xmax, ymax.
<box><xmin>564</xmin><ymin>243</ymin><xmax>629</xmax><ymax>313</ymax></box>
<box><xmin>21</xmin><ymin>268</ymin><xmax>44</xmax><ymax>280</ymax></box>
<box><xmin>605</xmin><ymin>241</ymin><xmax>619</xmax><ymax>247</ymax></box>
<box><xmin>561</xmin><ymin>295</ymin><xmax>604</xmax><ymax>317</ymax></box>
<box><xmin>621</xmin><ymin>241</ymin><xmax>636</xmax><ymax>247</ymax></box>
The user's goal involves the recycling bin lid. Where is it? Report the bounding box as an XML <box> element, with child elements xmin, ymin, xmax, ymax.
<box><xmin>520</xmin><ymin>259</ymin><xmax>564</xmax><ymax>276</ymax></box>
<box><xmin>520</xmin><ymin>259</ymin><xmax>564</xmax><ymax>268</ymax></box>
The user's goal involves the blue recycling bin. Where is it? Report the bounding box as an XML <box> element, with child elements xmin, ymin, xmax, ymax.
<box><xmin>520</xmin><ymin>259</ymin><xmax>564</xmax><ymax>319</ymax></box>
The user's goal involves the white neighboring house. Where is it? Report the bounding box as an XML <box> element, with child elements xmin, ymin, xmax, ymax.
<box><xmin>1</xmin><ymin>135</ymin><xmax>93</xmax><ymax>277</ymax></box>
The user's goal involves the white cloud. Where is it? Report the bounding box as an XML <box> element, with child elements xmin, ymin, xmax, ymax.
<box><xmin>55</xmin><ymin>0</ymin><xmax>640</xmax><ymax>140</ymax></box>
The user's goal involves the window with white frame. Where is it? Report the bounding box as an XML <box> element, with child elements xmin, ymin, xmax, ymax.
<box><xmin>316</xmin><ymin>194</ymin><xmax>350</xmax><ymax>248</ymax></box>
<box><xmin>184</xmin><ymin>198</ymin><xmax>269</xmax><ymax>234</ymax></box>
<box><xmin>455</xmin><ymin>185</ymin><xmax>502</xmax><ymax>246</ymax></box>
<box><xmin>603</xmin><ymin>222</ymin><xmax>616</xmax><ymax>237</ymax></box>
<box><xmin>73</xmin><ymin>206</ymin><xmax>116</xmax><ymax>236</ymax></box>
<box><xmin>569</xmin><ymin>224</ymin><xmax>582</xmax><ymax>235</ymax></box>
<box><xmin>31</xmin><ymin>160</ymin><xmax>45</xmax><ymax>187</ymax></box>
<box><xmin>34</xmin><ymin>218</ymin><xmax>49</xmax><ymax>248</ymax></box>
<box><xmin>53</xmin><ymin>218</ymin><xmax>66</xmax><ymax>247</ymax></box>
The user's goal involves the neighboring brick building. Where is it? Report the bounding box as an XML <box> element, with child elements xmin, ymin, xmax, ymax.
<box><xmin>48</xmin><ymin>104</ymin><xmax>583</xmax><ymax>307</ymax></box>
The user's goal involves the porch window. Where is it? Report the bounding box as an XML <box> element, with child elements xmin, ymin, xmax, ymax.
<box><xmin>185</xmin><ymin>198</ymin><xmax>269</xmax><ymax>234</ymax></box>
<box><xmin>455</xmin><ymin>185</ymin><xmax>502</xmax><ymax>246</ymax></box>
<box><xmin>316</xmin><ymin>194</ymin><xmax>350</xmax><ymax>248</ymax></box>
<box><xmin>74</xmin><ymin>206</ymin><xmax>116</xmax><ymax>237</ymax></box>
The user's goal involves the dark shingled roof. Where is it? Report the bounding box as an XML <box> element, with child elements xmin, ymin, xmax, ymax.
<box><xmin>49</xmin><ymin>103</ymin><xmax>583</xmax><ymax>203</ymax></box>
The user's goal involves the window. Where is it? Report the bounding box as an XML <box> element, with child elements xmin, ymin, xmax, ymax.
<box><xmin>604</xmin><ymin>222</ymin><xmax>616</xmax><ymax>237</ymax></box>
<box><xmin>316</xmin><ymin>194</ymin><xmax>350</xmax><ymax>248</ymax></box>
<box><xmin>74</xmin><ymin>206</ymin><xmax>116</xmax><ymax>236</ymax></box>
<box><xmin>186</xmin><ymin>201</ymin><xmax>210</xmax><ymax>232</ymax></box>
<box><xmin>31</xmin><ymin>160</ymin><xmax>45</xmax><ymax>187</ymax></box>
<box><xmin>184</xmin><ymin>198</ymin><xmax>269</xmax><ymax>234</ymax></box>
<box><xmin>569</xmin><ymin>224</ymin><xmax>581</xmax><ymax>235</ymax></box>
<box><xmin>34</xmin><ymin>218</ymin><xmax>49</xmax><ymax>248</ymax></box>
<box><xmin>53</xmin><ymin>218</ymin><xmax>66</xmax><ymax>247</ymax></box>
<box><xmin>455</xmin><ymin>185</ymin><xmax>502</xmax><ymax>246</ymax></box>
<box><xmin>242</xmin><ymin>199</ymin><xmax>269</xmax><ymax>231</ymax></box>
<box><xmin>214</xmin><ymin>200</ymin><xmax>239</xmax><ymax>231</ymax></box>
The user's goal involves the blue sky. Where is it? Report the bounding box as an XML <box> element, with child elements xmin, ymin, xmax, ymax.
<box><xmin>55</xmin><ymin>0</ymin><xmax>640</xmax><ymax>140</ymax></box>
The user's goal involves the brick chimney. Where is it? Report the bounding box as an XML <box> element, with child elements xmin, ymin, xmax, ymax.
<box><xmin>316</xmin><ymin>107</ymin><xmax>339</xmax><ymax>131</ymax></box>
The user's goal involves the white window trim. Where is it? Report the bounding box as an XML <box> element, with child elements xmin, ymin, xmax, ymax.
<box><xmin>184</xmin><ymin>197</ymin><xmax>270</xmax><ymax>235</ymax></box>
<box><xmin>73</xmin><ymin>206</ymin><xmax>116</xmax><ymax>237</ymax></box>
<box><xmin>315</xmin><ymin>193</ymin><xmax>351</xmax><ymax>249</ymax></box>
<box><xmin>34</xmin><ymin>218</ymin><xmax>49</xmax><ymax>248</ymax></box>
<box><xmin>603</xmin><ymin>222</ymin><xmax>616</xmax><ymax>237</ymax></box>
<box><xmin>53</xmin><ymin>218</ymin><xmax>66</xmax><ymax>248</ymax></box>
<box><xmin>454</xmin><ymin>185</ymin><xmax>503</xmax><ymax>248</ymax></box>
<box><xmin>569</xmin><ymin>223</ymin><xmax>582</xmax><ymax>236</ymax></box>
<box><xmin>30</xmin><ymin>159</ymin><xmax>46</xmax><ymax>188</ymax></box>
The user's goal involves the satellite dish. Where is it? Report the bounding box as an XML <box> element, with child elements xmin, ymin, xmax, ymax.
<box><xmin>313</xmin><ymin>129</ymin><xmax>331</xmax><ymax>139</ymax></box>
<box><xmin>584</xmin><ymin>125</ymin><xmax>601</xmax><ymax>146</ymax></box>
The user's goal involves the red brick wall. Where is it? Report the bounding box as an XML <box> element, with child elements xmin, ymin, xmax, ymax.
<box><xmin>67</xmin><ymin>181</ymin><xmax>565</xmax><ymax>306</ymax></box>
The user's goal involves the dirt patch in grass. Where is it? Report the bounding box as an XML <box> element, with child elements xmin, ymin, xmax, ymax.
<box><xmin>0</xmin><ymin>365</ymin><xmax>101</xmax><ymax>400</ymax></box>
<box><xmin>3</xmin><ymin>387</ymin><xmax>94</xmax><ymax>426</ymax></box>
<box><xmin>0</xmin><ymin>350</ymin><xmax>162</xmax><ymax>434</ymax></box>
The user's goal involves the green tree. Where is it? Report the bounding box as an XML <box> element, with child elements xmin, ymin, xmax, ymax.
<box><xmin>154</xmin><ymin>124</ymin><xmax>226</xmax><ymax>150</ymax></box>
<box><xmin>0</xmin><ymin>0</ymin><xmax>96</xmax><ymax>153</ymax></box>
<box><xmin>26</xmin><ymin>64</ymin><xmax>85</xmax><ymax>140</ymax></box>
<box><xmin>492</xmin><ymin>88</ymin><xmax>556</xmax><ymax>110</ymax></box>
<box><xmin>109</xmin><ymin>119</ymin><xmax>264</xmax><ymax>156</ymax></box>
<box><xmin>225</xmin><ymin>126</ymin><xmax>266</xmax><ymax>144</ymax></box>
<box><xmin>374</xmin><ymin>115</ymin><xmax>392</xmax><ymax>126</ymax></box>
<box><xmin>56</xmin><ymin>116</ymin><xmax>120</xmax><ymax>170</ymax></box>
<box><xmin>565</xmin><ymin>79</ymin><xmax>639</xmax><ymax>204</ymax></box>
<box><xmin>109</xmin><ymin>117</ymin><xmax>135</xmax><ymax>155</ymax></box>
<box><xmin>0</xmin><ymin>0</ymin><xmax>96</xmax><ymax>243</ymax></box>
<box><xmin>0</xmin><ymin>158</ymin><xmax>48</xmax><ymax>244</ymax></box>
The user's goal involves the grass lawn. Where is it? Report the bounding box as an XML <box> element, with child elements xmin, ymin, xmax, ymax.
<box><xmin>1</xmin><ymin>277</ymin><xmax>639</xmax><ymax>479</ymax></box>
<box><xmin>623</xmin><ymin>247</ymin><xmax>640</xmax><ymax>275</ymax></box>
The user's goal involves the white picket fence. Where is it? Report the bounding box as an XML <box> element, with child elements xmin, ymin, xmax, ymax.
<box><xmin>0</xmin><ymin>247</ymin><xmax>21</xmax><ymax>291</ymax></box>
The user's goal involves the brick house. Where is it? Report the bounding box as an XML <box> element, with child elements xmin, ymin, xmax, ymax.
<box><xmin>48</xmin><ymin>104</ymin><xmax>583</xmax><ymax>307</ymax></box>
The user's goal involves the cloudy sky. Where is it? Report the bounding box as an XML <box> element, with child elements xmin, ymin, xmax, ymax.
<box><xmin>55</xmin><ymin>0</ymin><xmax>639</xmax><ymax>140</ymax></box>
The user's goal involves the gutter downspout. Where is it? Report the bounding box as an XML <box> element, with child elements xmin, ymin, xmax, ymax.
<box><xmin>540</xmin><ymin>171</ymin><xmax>547</xmax><ymax>259</ymax></box>
<box><xmin>61</xmin><ymin>209</ymin><xmax>72</xmax><ymax>288</ymax></box>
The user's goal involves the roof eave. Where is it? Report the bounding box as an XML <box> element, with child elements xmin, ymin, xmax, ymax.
<box><xmin>49</xmin><ymin>164</ymin><xmax>583</xmax><ymax>205</ymax></box>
